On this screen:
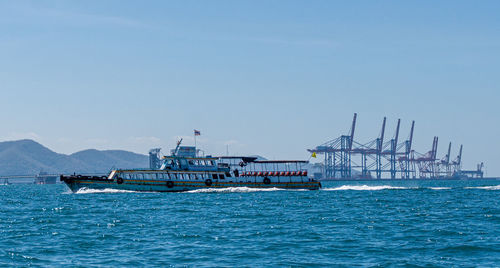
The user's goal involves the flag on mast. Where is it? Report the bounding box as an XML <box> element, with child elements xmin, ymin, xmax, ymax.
<box><xmin>194</xmin><ymin>129</ymin><xmax>201</xmax><ymax>136</ymax></box>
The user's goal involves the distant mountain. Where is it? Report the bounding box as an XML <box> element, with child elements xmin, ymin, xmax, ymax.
<box><xmin>0</xmin><ymin>139</ymin><xmax>148</xmax><ymax>176</ymax></box>
<box><xmin>70</xmin><ymin>149</ymin><xmax>149</xmax><ymax>173</ymax></box>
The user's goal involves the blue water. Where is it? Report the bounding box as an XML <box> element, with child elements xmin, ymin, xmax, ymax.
<box><xmin>1</xmin><ymin>180</ymin><xmax>499</xmax><ymax>267</ymax></box>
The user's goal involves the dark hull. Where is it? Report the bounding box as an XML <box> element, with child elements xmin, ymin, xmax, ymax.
<box><xmin>60</xmin><ymin>175</ymin><xmax>321</xmax><ymax>193</ymax></box>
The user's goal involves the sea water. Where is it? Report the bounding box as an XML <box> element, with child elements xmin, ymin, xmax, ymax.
<box><xmin>1</xmin><ymin>180</ymin><xmax>499</xmax><ymax>267</ymax></box>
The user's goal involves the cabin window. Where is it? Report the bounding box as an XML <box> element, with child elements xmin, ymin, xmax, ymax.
<box><xmin>212</xmin><ymin>173</ymin><xmax>218</xmax><ymax>180</ymax></box>
<box><xmin>225</xmin><ymin>172</ymin><xmax>231</xmax><ymax>178</ymax></box>
<box><xmin>219</xmin><ymin>174</ymin><xmax>225</xmax><ymax>180</ymax></box>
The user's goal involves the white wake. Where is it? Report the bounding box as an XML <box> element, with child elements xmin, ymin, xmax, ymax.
<box><xmin>322</xmin><ymin>185</ymin><xmax>410</xmax><ymax>191</ymax></box>
<box><xmin>428</xmin><ymin>187</ymin><xmax>452</xmax><ymax>190</ymax></box>
<box><xmin>465</xmin><ymin>185</ymin><xmax>500</xmax><ymax>190</ymax></box>
<box><xmin>74</xmin><ymin>187</ymin><xmax>139</xmax><ymax>194</ymax></box>
<box><xmin>185</xmin><ymin>187</ymin><xmax>288</xmax><ymax>193</ymax></box>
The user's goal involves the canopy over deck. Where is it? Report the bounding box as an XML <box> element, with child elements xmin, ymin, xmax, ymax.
<box><xmin>254</xmin><ymin>160</ymin><xmax>309</xmax><ymax>164</ymax></box>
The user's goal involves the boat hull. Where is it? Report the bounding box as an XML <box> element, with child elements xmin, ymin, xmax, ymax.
<box><xmin>61</xmin><ymin>176</ymin><xmax>321</xmax><ymax>193</ymax></box>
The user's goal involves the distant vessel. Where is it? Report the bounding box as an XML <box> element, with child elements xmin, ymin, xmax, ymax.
<box><xmin>61</xmin><ymin>139</ymin><xmax>321</xmax><ymax>192</ymax></box>
<box><xmin>35</xmin><ymin>172</ymin><xmax>57</xmax><ymax>184</ymax></box>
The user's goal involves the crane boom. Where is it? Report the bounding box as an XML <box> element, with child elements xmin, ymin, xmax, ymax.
<box><xmin>409</xmin><ymin>121</ymin><xmax>415</xmax><ymax>151</ymax></box>
<box><xmin>349</xmin><ymin>113</ymin><xmax>357</xmax><ymax>150</ymax></box>
<box><xmin>394</xmin><ymin>119</ymin><xmax>401</xmax><ymax>148</ymax></box>
<box><xmin>446</xmin><ymin>142</ymin><xmax>452</xmax><ymax>164</ymax></box>
<box><xmin>173</xmin><ymin>138</ymin><xmax>183</xmax><ymax>156</ymax></box>
<box><xmin>458</xmin><ymin>145</ymin><xmax>463</xmax><ymax>166</ymax></box>
<box><xmin>379</xmin><ymin>117</ymin><xmax>386</xmax><ymax>152</ymax></box>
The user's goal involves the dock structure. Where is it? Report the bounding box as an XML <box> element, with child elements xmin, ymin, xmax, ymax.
<box><xmin>308</xmin><ymin>113</ymin><xmax>484</xmax><ymax>180</ymax></box>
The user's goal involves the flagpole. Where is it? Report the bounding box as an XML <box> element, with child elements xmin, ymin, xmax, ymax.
<box><xmin>194</xmin><ymin>133</ymin><xmax>197</xmax><ymax>150</ymax></box>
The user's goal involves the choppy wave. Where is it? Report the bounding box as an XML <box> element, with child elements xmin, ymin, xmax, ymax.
<box><xmin>465</xmin><ymin>185</ymin><xmax>500</xmax><ymax>190</ymax></box>
<box><xmin>74</xmin><ymin>187</ymin><xmax>140</xmax><ymax>194</ymax></box>
<box><xmin>322</xmin><ymin>185</ymin><xmax>410</xmax><ymax>191</ymax></box>
<box><xmin>186</xmin><ymin>187</ymin><xmax>287</xmax><ymax>193</ymax></box>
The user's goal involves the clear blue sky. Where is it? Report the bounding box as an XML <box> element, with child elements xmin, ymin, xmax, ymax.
<box><xmin>0</xmin><ymin>1</ymin><xmax>499</xmax><ymax>175</ymax></box>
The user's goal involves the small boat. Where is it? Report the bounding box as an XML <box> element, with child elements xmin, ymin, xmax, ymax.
<box><xmin>60</xmin><ymin>140</ymin><xmax>321</xmax><ymax>193</ymax></box>
<box><xmin>35</xmin><ymin>171</ymin><xmax>58</xmax><ymax>184</ymax></box>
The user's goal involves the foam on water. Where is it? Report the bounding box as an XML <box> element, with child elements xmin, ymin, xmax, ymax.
<box><xmin>465</xmin><ymin>185</ymin><xmax>500</xmax><ymax>190</ymax></box>
<box><xmin>428</xmin><ymin>187</ymin><xmax>452</xmax><ymax>190</ymax></box>
<box><xmin>74</xmin><ymin>187</ymin><xmax>140</xmax><ymax>194</ymax></box>
<box><xmin>185</xmin><ymin>187</ymin><xmax>287</xmax><ymax>193</ymax></box>
<box><xmin>322</xmin><ymin>185</ymin><xmax>410</xmax><ymax>191</ymax></box>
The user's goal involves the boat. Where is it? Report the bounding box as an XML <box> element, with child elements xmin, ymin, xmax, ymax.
<box><xmin>35</xmin><ymin>171</ymin><xmax>58</xmax><ymax>184</ymax></box>
<box><xmin>60</xmin><ymin>140</ymin><xmax>321</xmax><ymax>192</ymax></box>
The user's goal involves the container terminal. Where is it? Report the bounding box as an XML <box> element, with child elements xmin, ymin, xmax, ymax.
<box><xmin>308</xmin><ymin>113</ymin><xmax>484</xmax><ymax>180</ymax></box>
<box><xmin>0</xmin><ymin>115</ymin><xmax>487</xmax><ymax>184</ymax></box>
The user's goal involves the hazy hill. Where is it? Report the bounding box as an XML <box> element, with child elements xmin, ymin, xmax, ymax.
<box><xmin>70</xmin><ymin>149</ymin><xmax>149</xmax><ymax>173</ymax></box>
<box><xmin>0</xmin><ymin>139</ymin><xmax>148</xmax><ymax>176</ymax></box>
